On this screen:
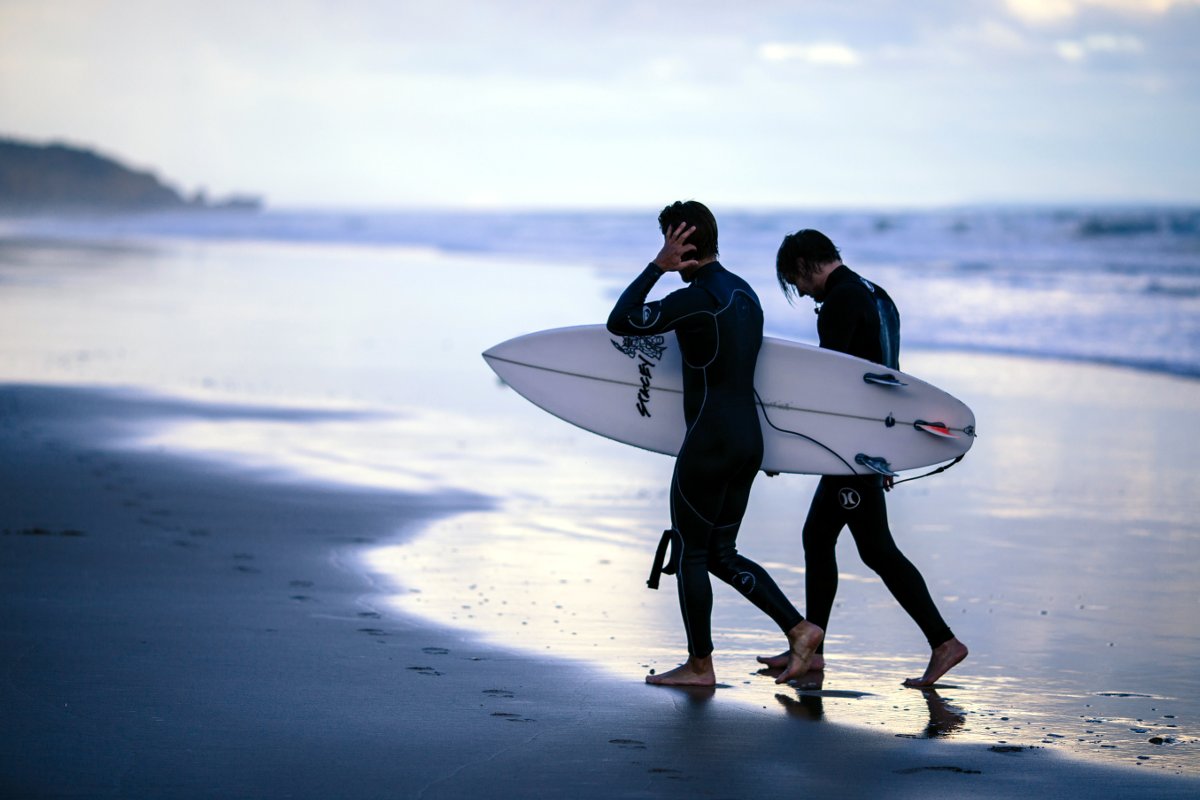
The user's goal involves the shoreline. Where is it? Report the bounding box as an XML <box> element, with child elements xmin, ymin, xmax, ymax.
<box><xmin>3</xmin><ymin>381</ymin><xmax>1198</xmax><ymax>798</ymax></box>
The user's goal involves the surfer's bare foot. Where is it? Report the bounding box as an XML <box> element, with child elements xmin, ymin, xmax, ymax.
<box><xmin>903</xmin><ymin>637</ymin><xmax>968</xmax><ymax>687</ymax></box>
<box><xmin>775</xmin><ymin>620</ymin><xmax>824</xmax><ymax>684</ymax></box>
<box><xmin>646</xmin><ymin>655</ymin><xmax>716</xmax><ymax>686</ymax></box>
<box><xmin>756</xmin><ymin>650</ymin><xmax>825</xmax><ymax>672</ymax></box>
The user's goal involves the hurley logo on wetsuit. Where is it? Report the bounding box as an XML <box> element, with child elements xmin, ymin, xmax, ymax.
<box><xmin>838</xmin><ymin>488</ymin><xmax>861</xmax><ymax>510</ymax></box>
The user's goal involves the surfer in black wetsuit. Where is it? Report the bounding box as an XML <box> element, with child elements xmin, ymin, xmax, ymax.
<box><xmin>758</xmin><ymin>228</ymin><xmax>968</xmax><ymax>688</ymax></box>
<box><xmin>607</xmin><ymin>201</ymin><xmax>823</xmax><ymax>687</ymax></box>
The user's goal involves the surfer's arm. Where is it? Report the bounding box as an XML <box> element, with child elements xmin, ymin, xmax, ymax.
<box><xmin>607</xmin><ymin>266</ymin><xmax>712</xmax><ymax>336</ymax></box>
<box><xmin>608</xmin><ymin>222</ymin><xmax>705</xmax><ymax>335</ymax></box>
<box><xmin>607</xmin><ymin>263</ymin><xmax>666</xmax><ymax>334</ymax></box>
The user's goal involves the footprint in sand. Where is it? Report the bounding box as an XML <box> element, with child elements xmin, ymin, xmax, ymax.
<box><xmin>609</xmin><ymin>739</ymin><xmax>647</xmax><ymax>750</ymax></box>
<box><xmin>233</xmin><ymin>554</ymin><xmax>260</xmax><ymax>574</ymax></box>
<box><xmin>408</xmin><ymin>666</ymin><xmax>443</xmax><ymax>677</ymax></box>
<box><xmin>894</xmin><ymin>766</ymin><xmax>981</xmax><ymax>775</ymax></box>
<box><xmin>357</xmin><ymin>612</ymin><xmax>381</xmax><ymax>619</ymax></box>
<box><xmin>483</xmin><ymin>689</ymin><xmax>514</xmax><ymax>699</ymax></box>
<box><xmin>422</xmin><ymin>647</ymin><xmax>450</xmax><ymax>655</ymax></box>
<box><xmin>358</xmin><ymin>628</ymin><xmax>387</xmax><ymax>637</ymax></box>
<box><xmin>9</xmin><ymin>528</ymin><xmax>86</xmax><ymax>537</ymax></box>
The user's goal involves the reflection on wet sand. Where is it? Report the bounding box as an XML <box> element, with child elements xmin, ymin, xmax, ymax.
<box><xmin>766</xmin><ymin>667</ymin><xmax>965</xmax><ymax>739</ymax></box>
<box><xmin>656</xmin><ymin>683</ymin><xmax>720</xmax><ymax>706</ymax></box>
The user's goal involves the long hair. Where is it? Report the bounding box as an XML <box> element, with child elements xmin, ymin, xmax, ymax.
<box><xmin>776</xmin><ymin>229</ymin><xmax>841</xmax><ymax>303</ymax></box>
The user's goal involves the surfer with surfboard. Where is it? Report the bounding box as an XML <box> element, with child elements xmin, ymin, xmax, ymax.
<box><xmin>758</xmin><ymin>229</ymin><xmax>969</xmax><ymax>688</ymax></box>
<box><xmin>606</xmin><ymin>201</ymin><xmax>824</xmax><ymax>687</ymax></box>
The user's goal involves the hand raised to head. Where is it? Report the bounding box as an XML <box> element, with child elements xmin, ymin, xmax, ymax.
<box><xmin>653</xmin><ymin>223</ymin><xmax>699</xmax><ymax>272</ymax></box>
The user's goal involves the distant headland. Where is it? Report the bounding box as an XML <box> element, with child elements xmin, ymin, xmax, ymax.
<box><xmin>0</xmin><ymin>136</ymin><xmax>263</xmax><ymax>214</ymax></box>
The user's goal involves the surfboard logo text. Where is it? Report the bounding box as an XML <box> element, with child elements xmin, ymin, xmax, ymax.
<box><xmin>611</xmin><ymin>335</ymin><xmax>667</xmax><ymax>361</ymax></box>
<box><xmin>634</xmin><ymin>356</ymin><xmax>655</xmax><ymax>417</ymax></box>
<box><xmin>612</xmin><ymin>336</ymin><xmax>666</xmax><ymax>418</ymax></box>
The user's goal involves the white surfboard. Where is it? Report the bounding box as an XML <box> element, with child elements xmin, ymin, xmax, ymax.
<box><xmin>482</xmin><ymin>325</ymin><xmax>975</xmax><ymax>476</ymax></box>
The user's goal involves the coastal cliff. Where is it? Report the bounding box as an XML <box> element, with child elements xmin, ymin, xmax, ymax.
<box><xmin>0</xmin><ymin>137</ymin><xmax>262</xmax><ymax>213</ymax></box>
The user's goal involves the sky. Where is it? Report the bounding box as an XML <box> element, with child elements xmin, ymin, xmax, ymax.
<box><xmin>1</xmin><ymin>0</ymin><xmax>1198</xmax><ymax>209</ymax></box>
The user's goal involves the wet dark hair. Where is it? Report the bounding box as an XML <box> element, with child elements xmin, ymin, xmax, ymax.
<box><xmin>776</xmin><ymin>228</ymin><xmax>841</xmax><ymax>302</ymax></box>
<box><xmin>658</xmin><ymin>200</ymin><xmax>718</xmax><ymax>261</ymax></box>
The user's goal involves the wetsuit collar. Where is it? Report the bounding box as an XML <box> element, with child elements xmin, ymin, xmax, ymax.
<box><xmin>684</xmin><ymin>260</ymin><xmax>723</xmax><ymax>283</ymax></box>
<box><xmin>817</xmin><ymin>264</ymin><xmax>853</xmax><ymax>299</ymax></box>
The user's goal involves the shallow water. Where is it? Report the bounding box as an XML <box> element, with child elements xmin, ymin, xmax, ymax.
<box><xmin>0</xmin><ymin>234</ymin><xmax>1196</xmax><ymax>775</ymax></box>
<box><xmin>7</xmin><ymin>206</ymin><xmax>1200</xmax><ymax>377</ymax></box>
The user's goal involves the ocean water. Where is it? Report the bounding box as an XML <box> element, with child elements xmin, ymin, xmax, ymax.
<box><xmin>3</xmin><ymin>205</ymin><xmax>1199</xmax><ymax>378</ymax></box>
<box><xmin>1</xmin><ymin>208</ymin><xmax>1198</xmax><ymax>775</ymax></box>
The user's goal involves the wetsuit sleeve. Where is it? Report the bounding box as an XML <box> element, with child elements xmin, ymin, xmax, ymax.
<box><xmin>607</xmin><ymin>263</ymin><xmax>713</xmax><ymax>336</ymax></box>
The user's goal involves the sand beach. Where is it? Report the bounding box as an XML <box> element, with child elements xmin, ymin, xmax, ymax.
<box><xmin>1</xmin><ymin>231</ymin><xmax>1198</xmax><ymax>798</ymax></box>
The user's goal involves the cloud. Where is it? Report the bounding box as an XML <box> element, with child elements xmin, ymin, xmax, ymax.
<box><xmin>1055</xmin><ymin>32</ymin><xmax>1146</xmax><ymax>60</ymax></box>
<box><xmin>758</xmin><ymin>41</ymin><xmax>862</xmax><ymax>67</ymax></box>
<box><xmin>1006</xmin><ymin>0</ymin><xmax>1200</xmax><ymax>25</ymax></box>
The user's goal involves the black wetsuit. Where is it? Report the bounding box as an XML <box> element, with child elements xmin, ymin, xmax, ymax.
<box><xmin>805</xmin><ymin>265</ymin><xmax>953</xmax><ymax>653</ymax></box>
<box><xmin>608</xmin><ymin>262</ymin><xmax>803</xmax><ymax>658</ymax></box>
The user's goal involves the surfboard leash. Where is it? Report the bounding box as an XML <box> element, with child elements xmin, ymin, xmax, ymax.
<box><xmin>754</xmin><ymin>389</ymin><xmax>858</xmax><ymax>474</ymax></box>
<box><xmin>754</xmin><ymin>389</ymin><xmax>967</xmax><ymax>486</ymax></box>
<box><xmin>888</xmin><ymin>454</ymin><xmax>965</xmax><ymax>487</ymax></box>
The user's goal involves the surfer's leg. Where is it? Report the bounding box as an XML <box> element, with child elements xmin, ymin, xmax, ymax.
<box><xmin>706</xmin><ymin>464</ymin><xmax>803</xmax><ymax>634</ymax></box>
<box><xmin>668</xmin><ymin>460</ymin><xmax>723</xmax><ymax>661</ymax></box>
<box><xmin>709</xmin><ymin>463</ymin><xmax>822</xmax><ymax>683</ymax></box>
<box><xmin>758</xmin><ymin>478</ymin><xmax>842</xmax><ymax>671</ymax></box>
<box><xmin>846</xmin><ymin>484</ymin><xmax>958</xmax><ymax>661</ymax></box>
<box><xmin>647</xmin><ymin>522</ymin><xmax>717</xmax><ymax>686</ymax></box>
<box><xmin>803</xmin><ymin>478</ymin><xmax>845</xmax><ymax>660</ymax></box>
<box><xmin>710</xmin><ymin>519</ymin><xmax>823</xmax><ymax>684</ymax></box>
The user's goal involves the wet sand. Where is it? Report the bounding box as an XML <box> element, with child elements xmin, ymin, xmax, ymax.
<box><xmin>369</xmin><ymin>350</ymin><xmax>1200</xmax><ymax>773</ymax></box>
<box><xmin>3</xmin><ymin>382</ymin><xmax>1198</xmax><ymax>799</ymax></box>
<box><xmin>1</xmin><ymin>235</ymin><xmax>1198</xmax><ymax>796</ymax></box>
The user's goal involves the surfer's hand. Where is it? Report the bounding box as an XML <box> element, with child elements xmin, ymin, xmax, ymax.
<box><xmin>883</xmin><ymin>475</ymin><xmax>895</xmax><ymax>491</ymax></box>
<box><xmin>653</xmin><ymin>223</ymin><xmax>699</xmax><ymax>272</ymax></box>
